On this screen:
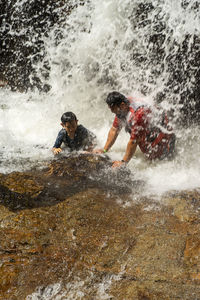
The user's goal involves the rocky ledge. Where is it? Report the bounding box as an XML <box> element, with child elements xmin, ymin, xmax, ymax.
<box><xmin>0</xmin><ymin>153</ymin><xmax>200</xmax><ymax>299</ymax></box>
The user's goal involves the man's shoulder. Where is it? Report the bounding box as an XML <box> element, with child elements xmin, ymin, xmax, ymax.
<box><xmin>77</xmin><ymin>124</ymin><xmax>87</xmax><ymax>130</ymax></box>
<box><xmin>77</xmin><ymin>124</ymin><xmax>88</xmax><ymax>134</ymax></box>
<box><xmin>56</xmin><ymin>128</ymin><xmax>68</xmax><ymax>140</ymax></box>
<box><xmin>58</xmin><ymin>128</ymin><xmax>67</xmax><ymax>135</ymax></box>
<box><xmin>77</xmin><ymin>125</ymin><xmax>96</xmax><ymax>139</ymax></box>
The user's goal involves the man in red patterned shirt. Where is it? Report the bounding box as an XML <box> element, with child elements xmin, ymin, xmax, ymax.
<box><xmin>95</xmin><ymin>91</ymin><xmax>176</xmax><ymax>168</ymax></box>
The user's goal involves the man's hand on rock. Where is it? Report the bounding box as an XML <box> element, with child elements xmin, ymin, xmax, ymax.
<box><xmin>52</xmin><ymin>148</ymin><xmax>62</xmax><ymax>155</ymax></box>
<box><xmin>112</xmin><ymin>160</ymin><xmax>125</xmax><ymax>168</ymax></box>
<box><xmin>92</xmin><ymin>149</ymin><xmax>105</xmax><ymax>154</ymax></box>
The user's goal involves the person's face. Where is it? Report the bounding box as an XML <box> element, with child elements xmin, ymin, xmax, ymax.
<box><xmin>62</xmin><ymin>119</ymin><xmax>78</xmax><ymax>135</ymax></box>
<box><xmin>109</xmin><ymin>104</ymin><xmax>121</xmax><ymax>115</ymax></box>
<box><xmin>108</xmin><ymin>102</ymin><xmax>128</xmax><ymax>117</ymax></box>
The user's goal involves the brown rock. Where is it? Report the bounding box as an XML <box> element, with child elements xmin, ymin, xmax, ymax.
<box><xmin>0</xmin><ymin>153</ymin><xmax>200</xmax><ymax>299</ymax></box>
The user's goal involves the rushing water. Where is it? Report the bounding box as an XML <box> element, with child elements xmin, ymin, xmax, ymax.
<box><xmin>1</xmin><ymin>0</ymin><xmax>200</xmax><ymax>198</ymax></box>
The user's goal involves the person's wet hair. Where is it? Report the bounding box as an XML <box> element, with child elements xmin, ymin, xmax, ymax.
<box><xmin>61</xmin><ymin>112</ymin><xmax>77</xmax><ymax>124</ymax></box>
<box><xmin>106</xmin><ymin>91</ymin><xmax>129</xmax><ymax>107</ymax></box>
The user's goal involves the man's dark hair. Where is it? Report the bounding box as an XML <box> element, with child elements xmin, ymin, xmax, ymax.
<box><xmin>61</xmin><ymin>112</ymin><xmax>77</xmax><ymax>124</ymax></box>
<box><xmin>106</xmin><ymin>91</ymin><xmax>129</xmax><ymax>107</ymax></box>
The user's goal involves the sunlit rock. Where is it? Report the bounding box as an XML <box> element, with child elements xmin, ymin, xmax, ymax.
<box><xmin>0</xmin><ymin>154</ymin><xmax>200</xmax><ymax>299</ymax></box>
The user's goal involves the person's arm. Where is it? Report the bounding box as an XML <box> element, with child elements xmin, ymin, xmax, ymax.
<box><xmin>94</xmin><ymin>126</ymin><xmax>120</xmax><ymax>154</ymax></box>
<box><xmin>122</xmin><ymin>139</ymin><xmax>138</xmax><ymax>162</ymax></box>
<box><xmin>52</xmin><ymin>130</ymin><xmax>64</xmax><ymax>155</ymax></box>
<box><xmin>112</xmin><ymin>138</ymin><xmax>138</xmax><ymax>168</ymax></box>
<box><xmin>103</xmin><ymin>126</ymin><xmax>120</xmax><ymax>152</ymax></box>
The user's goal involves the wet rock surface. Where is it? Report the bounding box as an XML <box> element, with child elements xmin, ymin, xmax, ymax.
<box><xmin>0</xmin><ymin>153</ymin><xmax>200</xmax><ymax>299</ymax></box>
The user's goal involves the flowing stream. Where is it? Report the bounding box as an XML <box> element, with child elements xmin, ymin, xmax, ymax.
<box><xmin>1</xmin><ymin>0</ymin><xmax>200</xmax><ymax>196</ymax></box>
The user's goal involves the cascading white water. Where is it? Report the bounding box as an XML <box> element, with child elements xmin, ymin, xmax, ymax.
<box><xmin>1</xmin><ymin>0</ymin><xmax>200</xmax><ymax>196</ymax></box>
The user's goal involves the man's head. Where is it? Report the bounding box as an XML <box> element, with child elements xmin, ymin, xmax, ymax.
<box><xmin>61</xmin><ymin>112</ymin><xmax>78</xmax><ymax>136</ymax></box>
<box><xmin>106</xmin><ymin>91</ymin><xmax>129</xmax><ymax>116</ymax></box>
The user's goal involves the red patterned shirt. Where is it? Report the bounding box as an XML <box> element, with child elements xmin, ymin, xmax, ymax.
<box><xmin>112</xmin><ymin>97</ymin><xmax>174</xmax><ymax>159</ymax></box>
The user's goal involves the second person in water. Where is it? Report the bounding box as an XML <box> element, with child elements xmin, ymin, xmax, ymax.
<box><xmin>94</xmin><ymin>91</ymin><xmax>176</xmax><ymax>167</ymax></box>
<box><xmin>52</xmin><ymin>111</ymin><xmax>96</xmax><ymax>155</ymax></box>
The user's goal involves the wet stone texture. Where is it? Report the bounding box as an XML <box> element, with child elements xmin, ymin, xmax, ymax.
<box><xmin>0</xmin><ymin>153</ymin><xmax>200</xmax><ymax>299</ymax></box>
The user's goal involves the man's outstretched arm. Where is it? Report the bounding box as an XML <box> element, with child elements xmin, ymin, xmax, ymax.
<box><xmin>93</xmin><ymin>126</ymin><xmax>120</xmax><ymax>154</ymax></box>
<box><xmin>122</xmin><ymin>139</ymin><xmax>138</xmax><ymax>162</ymax></box>
<box><xmin>112</xmin><ymin>138</ymin><xmax>138</xmax><ymax>168</ymax></box>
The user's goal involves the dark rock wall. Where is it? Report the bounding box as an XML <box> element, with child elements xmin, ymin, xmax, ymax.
<box><xmin>0</xmin><ymin>0</ymin><xmax>73</xmax><ymax>91</ymax></box>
